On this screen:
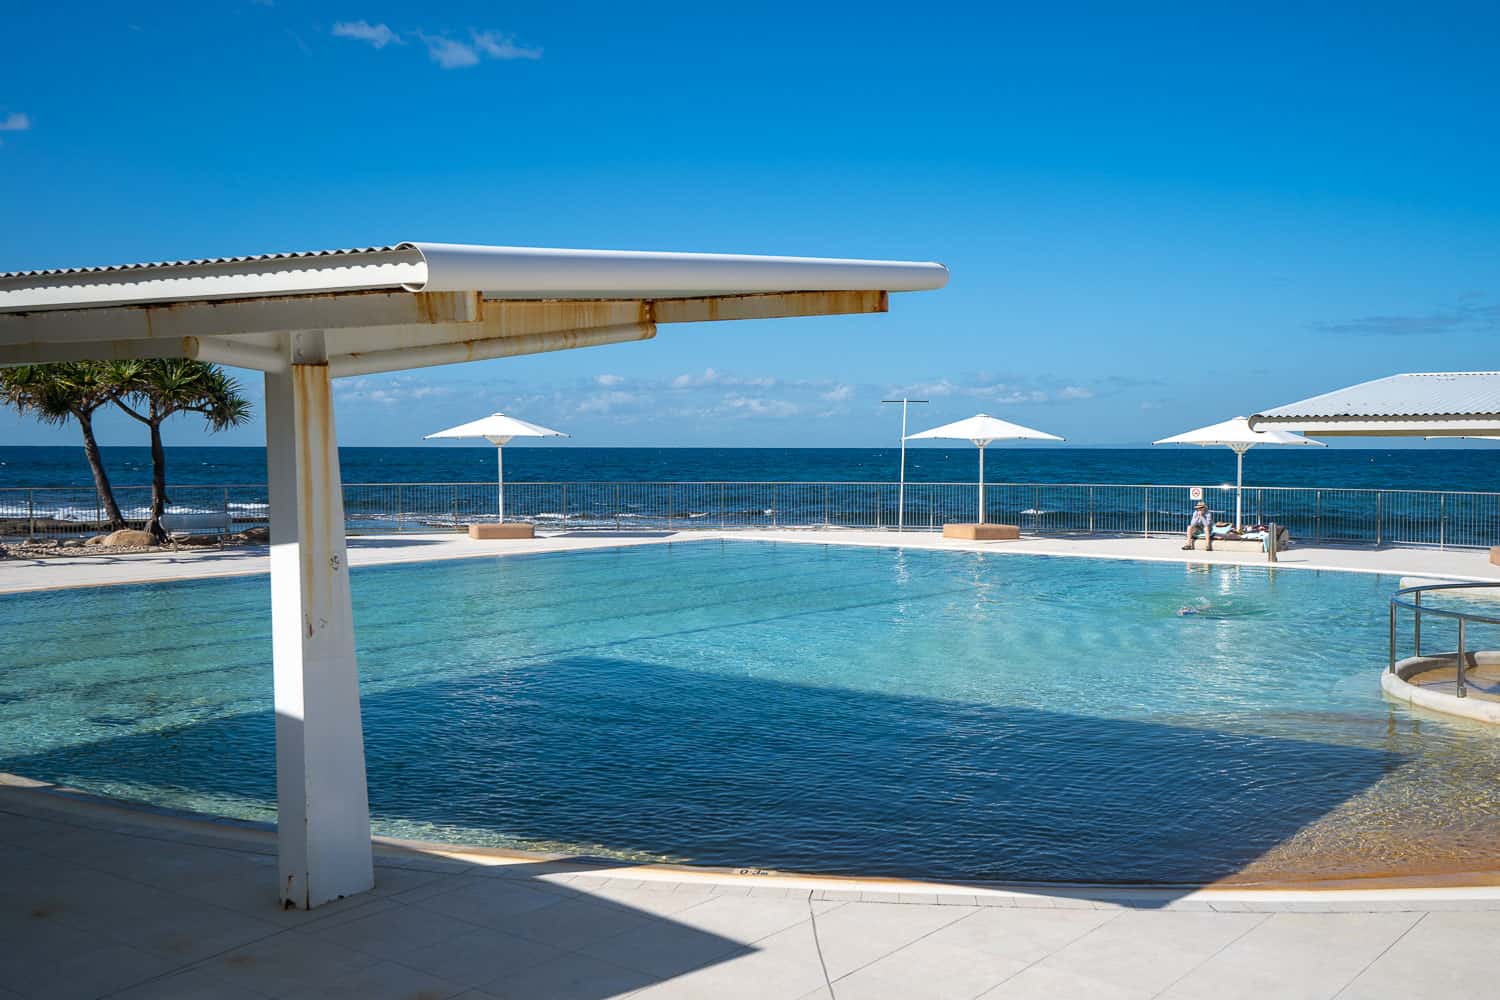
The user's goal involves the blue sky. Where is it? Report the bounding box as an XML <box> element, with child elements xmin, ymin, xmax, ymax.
<box><xmin>2</xmin><ymin>2</ymin><xmax>1497</xmax><ymax>448</ymax></box>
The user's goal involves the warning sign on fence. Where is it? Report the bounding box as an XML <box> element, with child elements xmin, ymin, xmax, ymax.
<box><xmin>1189</xmin><ymin>487</ymin><xmax>1203</xmax><ymax>501</ymax></box>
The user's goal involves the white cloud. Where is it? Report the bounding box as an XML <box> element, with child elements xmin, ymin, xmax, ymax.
<box><xmin>575</xmin><ymin>390</ymin><xmax>638</xmax><ymax>415</ymax></box>
<box><xmin>0</xmin><ymin>112</ymin><xmax>31</xmax><ymax>132</ymax></box>
<box><xmin>670</xmin><ymin>368</ymin><xmax>777</xmax><ymax>390</ymax></box>
<box><xmin>821</xmin><ymin>384</ymin><xmax>855</xmax><ymax>402</ymax></box>
<box><xmin>720</xmin><ymin>395</ymin><xmax>802</xmax><ymax>419</ymax></box>
<box><xmin>334</xmin><ymin>374</ymin><xmax>453</xmax><ymax>407</ymax></box>
<box><xmin>671</xmin><ymin>368</ymin><xmax>721</xmax><ymax>389</ymax></box>
<box><xmin>472</xmin><ymin>30</ymin><xmax>542</xmax><ymax>60</ymax></box>
<box><xmin>419</xmin><ymin>32</ymin><xmax>480</xmax><ymax>68</ymax></box>
<box><xmin>595</xmin><ymin>374</ymin><xmax>625</xmax><ymax>387</ymax></box>
<box><xmin>1056</xmin><ymin>385</ymin><xmax>1095</xmax><ymax>400</ymax></box>
<box><xmin>415</xmin><ymin>29</ymin><xmax>541</xmax><ymax>69</ymax></box>
<box><xmin>332</xmin><ymin>20</ymin><xmax>400</xmax><ymax>49</ymax></box>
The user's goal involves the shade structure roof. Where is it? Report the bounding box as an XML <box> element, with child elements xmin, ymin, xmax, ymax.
<box><xmin>424</xmin><ymin>412</ymin><xmax>568</xmax><ymax>442</ymax></box>
<box><xmin>0</xmin><ymin>241</ymin><xmax>947</xmax><ymax>378</ymax></box>
<box><xmin>1153</xmin><ymin>416</ymin><xmax>1325</xmax><ymax>452</ymax></box>
<box><xmin>906</xmin><ymin>413</ymin><xmax>1064</xmax><ymax>445</ymax></box>
<box><xmin>0</xmin><ymin>242</ymin><xmax>949</xmax><ymax>312</ymax></box>
<box><xmin>1249</xmin><ymin>373</ymin><xmax>1500</xmax><ymax>437</ymax></box>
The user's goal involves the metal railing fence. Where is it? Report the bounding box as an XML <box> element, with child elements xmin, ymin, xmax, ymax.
<box><xmin>1390</xmin><ymin>582</ymin><xmax>1500</xmax><ymax>698</ymax></box>
<box><xmin>3</xmin><ymin>480</ymin><xmax>1499</xmax><ymax>549</ymax></box>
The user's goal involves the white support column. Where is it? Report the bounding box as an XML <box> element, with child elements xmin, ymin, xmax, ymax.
<box><xmin>265</xmin><ymin>333</ymin><xmax>373</xmax><ymax>910</ymax></box>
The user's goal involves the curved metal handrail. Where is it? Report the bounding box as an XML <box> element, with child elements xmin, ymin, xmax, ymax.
<box><xmin>1389</xmin><ymin>580</ymin><xmax>1500</xmax><ymax>698</ymax></box>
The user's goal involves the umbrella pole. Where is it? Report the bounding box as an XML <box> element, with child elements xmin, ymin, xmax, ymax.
<box><xmin>497</xmin><ymin>446</ymin><xmax>504</xmax><ymax>524</ymax></box>
<box><xmin>978</xmin><ymin>444</ymin><xmax>986</xmax><ymax>525</ymax></box>
<box><xmin>1235</xmin><ymin>448</ymin><xmax>1243</xmax><ymax>530</ymax></box>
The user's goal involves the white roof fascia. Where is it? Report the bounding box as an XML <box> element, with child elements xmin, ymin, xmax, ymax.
<box><xmin>1249</xmin><ymin>418</ymin><xmax>1500</xmax><ymax>437</ymax></box>
<box><xmin>0</xmin><ymin>242</ymin><xmax>949</xmax><ymax>313</ymax></box>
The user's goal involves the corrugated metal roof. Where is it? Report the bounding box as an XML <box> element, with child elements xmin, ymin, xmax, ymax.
<box><xmin>0</xmin><ymin>245</ymin><xmax>409</xmax><ymax>280</ymax></box>
<box><xmin>1255</xmin><ymin>372</ymin><xmax>1500</xmax><ymax>421</ymax></box>
<box><xmin>0</xmin><ymin>242</ymin><xmax>948</xmax><ymax>313</ymax></box>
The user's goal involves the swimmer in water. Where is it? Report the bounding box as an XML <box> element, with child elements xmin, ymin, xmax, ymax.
<box><xmin>1177</xmin><ymin>606</ymin><xmax>1198</xmax><ymax>616</ymax></box>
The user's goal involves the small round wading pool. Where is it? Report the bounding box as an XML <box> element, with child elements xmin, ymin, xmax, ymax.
<box><xmin>3</xmin><ymin>540</ymin><xmax>1499</xmax><ymax>885</ymax></box>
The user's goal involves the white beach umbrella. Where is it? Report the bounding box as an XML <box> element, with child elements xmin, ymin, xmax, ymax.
<box><xmin>906</xmin><ymin>414</ymin><xmax>1064</xmax><ymax>524</ymax></box>
<box><xmin>1153</xmin><ymin>416</ymin><xmax>1324</xmax><ymax>529</ymax></box>
<box><xmin>424</xmin><ymin>413</ymin><xmax>568</xmax><ymax>523</ymax></box>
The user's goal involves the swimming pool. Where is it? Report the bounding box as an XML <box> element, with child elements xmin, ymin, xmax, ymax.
<box><xmin>3</xmin><ymin>540</ymin><xmax>1498</xmax><ymax>884</ymax></box>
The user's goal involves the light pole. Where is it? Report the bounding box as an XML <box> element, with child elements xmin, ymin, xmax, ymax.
<box><xmin>881</xmin><ymin>398</ymin><xmax>927</xmax><ymax>531</ymax></box>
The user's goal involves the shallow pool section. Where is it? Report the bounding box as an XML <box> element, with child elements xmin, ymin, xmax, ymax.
<box><xmin>3</xmin><ymin>541</ymin><xmax>1499</xmax><ymax>883</ymax></box>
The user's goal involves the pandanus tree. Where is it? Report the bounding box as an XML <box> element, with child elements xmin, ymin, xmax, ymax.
<box><xmin>0</xmin><ymin>362</ymin><xmax>128</xmax><ymax>529</ymax></box>
<box><xmin>107</xmin><ymin>360</ymin><xmax>252</xmax><ymax>540</ymax></box>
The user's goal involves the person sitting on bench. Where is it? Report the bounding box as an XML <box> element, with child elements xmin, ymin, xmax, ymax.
<box><xmin>1183</xmin><ymin>501</ymin><xmax>1214</xmax><ymax>551</ymax></box>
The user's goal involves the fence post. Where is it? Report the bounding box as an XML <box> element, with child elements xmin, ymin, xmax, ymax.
<box><xmin>1143</xmin><ymin>488</ymin><xmax>1150</xmax><ymax>537</ymax></box>
<box><xmin>223</xmin><ymin>487</ymin><xmax>230</xmax><ymax>529</ymax></box>
<box><xmin>615</xmin><ymin>484</ymin><xmax>621</xmax><ymax>531</ymax></box>
<box><xmin>773</xmin><ymin>484</ymin><xmax>779</xmax><ymax>528</ymax></box>
<box><xmin>396</xmin><ymin>485</ymin><xmax>404</xmax><ymax>532</ymax></box>
<box><xmin>1414</xmin><ymin>590</ymin><xmax>1421</xmax><ymax>657</ymax></box>
<box><xmin>1315</xmin><ymin>490</ymin><xmax>1322</xmax><ymax>544</ymax></box>
<box><xmin>1440</xmin><ymin>494</ymin><xmax>1446</xmax><ymax>549</ymax></box>
<box><xmin>1456</xmin><ymin>618</ymin><xmax>1468</xmax><ymax>698</ymax></box>
<box><xmin>720</xmin><ymin>484</ymin><xmax>726</xmax><ymax>528</ymax></box>
<box><xmin>1375</xmin><ymin>493</ymin><xmax>1382</xmax><ymax>547</ymax></box>
<box><xmin>823</xmin><ymin>484</ymin><xmax>829</xmax><ymax>527</ymax></box>
<box><xmin>1388</xmin><ymin>603</ymin><xmax>1396</xmax><ymax>673</ymax></box>
<box><xmin>28</xmin><ymin>489</ymin><xmax>35</xmax><ymax>539</ymax></box>
<box><xmin>562</xmin><ymin>483</ymin><xmax>568</xmax><ymax>527</ymax></box>
<box><xmin>1088</xmin><ymin>486</ymin><xmax>1094</xmax><ymax>535</ymax></box>
<box><xmin>452</xmin><ymin>486</ymin><xmax>459</xmax><ymax>532</ymax></box>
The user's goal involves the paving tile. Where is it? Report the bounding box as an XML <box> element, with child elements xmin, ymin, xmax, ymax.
<box><xmin>571</xmin><ymin>883</ymin><xmax>716</xmax><ymax>917</ymax></box>
<box><xmin>43</xmin><ymin>881</ymin><xmax>285</xmax><ymax>964</ymax></box>
<box><xmin>0</xmin><ymin>939</ymin><xmax>176</xmax><ymax>1000</ymax></box>
<box><xmin>198</xmin><ymin>930</ymin><xmax>381</xmax><ymax>998</ymax></box>
<box><xmin>1160</xmin><ymin>912</ymin><xmax>1421</xmax><ymax>1000</ymax></box>
<box><xmin>311</xmin><ymin>902</ymin><xmax>485</xmax><ymax>959</ymax></box>
<box><xmin>369</xmin><ymin>863</ymin><xmax>455</xmax><ymax>897</ymax></box>
<box><xmin>833</xmin><ymin>914</ymin><xmax>1030</xmax><ymax>999</ymax></box>
<box><xmin>628</xmin><ymin>920</ymin><xmax>828</xmax><ymax>1000</ymax></box>
<box><xmin>1029</xmin><ymin>910</ymin><xmax>1263</xmax><ymax>995</ymax></box>
<box><xmin>833</xmin><ymin>906</ymin><xmax>1119</xmax><ymax>999</ymax></box>
<box><xmin>506</xmin><ymin>897</ymin><xmax>659</xmax><ymax>951</ymax></box>
<box><xmin>807</xmin><ymin>901</ymin><xmax>977</xmax><ymax>980</ymax></box>
<box><xmin>1340</xmin><ymin>911</ymin><xmax>1500</xmax><ymax>1000</ymax></box>
<box><xmin>278</xmin><ymin>958</ymin><xmax>465</xmax><ymax>999</ymax></box>
<box><xmin>109</xmin><ymin>967</ymin><xmax>268</xmax><ymax>1000</ymax></box>
<box><xmin>410</xmin><ymin>879</ymin><xmax>569</xmax><ymax>930</ymax></box>
<box><xmin>400</xmin><ymin>926</ymin><xmax>566</xmax><ymax>988</ymax></box>
<box><xmin>981</xmin><ymin>963</ymin><xmax>1151</xmax><ymax>999</ymax></box>
<box><xmin>578</xmin><ymin>909</ymin><xmax>754</xmax><ymax>979</ymax></box>
<box><xmin>663</xmin><ymin>894</ymin><xmax>828</xmax><ymax>943</ymax></box>
<box><xmin>483</xmin><ymin>952</ymin><xmax>656</xmax><ymax>1000</ymax></box>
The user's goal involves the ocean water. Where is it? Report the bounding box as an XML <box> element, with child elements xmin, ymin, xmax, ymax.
<box><xmin>2</xmin><ymin>444</ymin><xmax>1499</xmax><ymax>492</ymax></box>
<box><xmin>3</xmin><ymin>539</ymin><xmax>1498</xmax><ymax>883</ymax></box>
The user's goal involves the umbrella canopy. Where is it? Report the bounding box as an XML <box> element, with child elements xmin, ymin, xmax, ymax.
<box><xmin>906</xmin><ymin>413</ymin><xmax>1065</xmax><ymax>446</ymax></box>
<box><xmin>425</xmin><ymin>412</ymin><xmax>568</xmax><ymax>522</ymax></box>
<box><xmin>1153</xmin><ymin>416</ymin><xmax>1323</xmax><ymax>528</ymax></box>
<box><xmin>906</xmin><ymin>413</ymin><xmax>1064</xmax><ymax>524</ymax></box>
<box><xmin>424</xmin><ymin>412</ymin><xmax>569</xmax><ymax>446</ymax></box>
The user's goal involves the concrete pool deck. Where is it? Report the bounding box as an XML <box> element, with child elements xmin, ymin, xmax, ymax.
<box><xmin>3</xmin><ymin>526</ymin><xmax>1499</xmax><ymax>596</ymax></box>
<box><xmin>5</xmin><ymin>777</ymin><xmax>1500</xmax><ymax>1000</ymax></box>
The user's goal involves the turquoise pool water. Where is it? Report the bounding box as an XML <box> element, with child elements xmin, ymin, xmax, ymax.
<box><xmin>3</xmin><ymin>540</ymin><xmax>1499</xmax><ymax>883</ymax></box>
